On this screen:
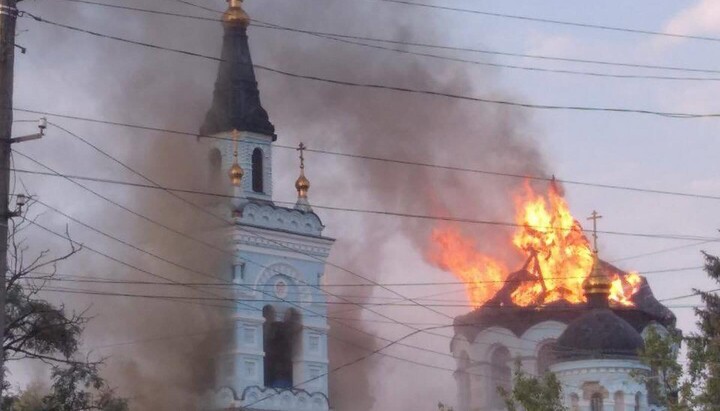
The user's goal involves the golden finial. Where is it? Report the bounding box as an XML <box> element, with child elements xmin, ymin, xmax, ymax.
<box><xmin>223</xmin><ymin>0</ymin><xmax>250</xmax><ymax>28</ymax></box>
<box><xmin>295</xmin><ymin>142</ymin><xmax>310</xmax><ymax>198</ymax></box>
<box><xmin>294</xmin><ymin>143</ymin><xmax>312</xmax><ymax>212</ymax></box>
<box><xmin>584</xmin><ymin>210</ymin><xmax>611</xmax><ymax>296</ymax></box>
<box><xmin>228</xmin><ymin>129</ymin><xmax>244</xmax><ymax>187</ymax></box>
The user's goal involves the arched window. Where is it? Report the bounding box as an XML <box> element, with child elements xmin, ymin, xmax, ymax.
<box><xmin>634</xmin><ymin>392</ymin><xmax>642</xmax><ymax>411</ymax></box>
<box><xmin>252</xmin><ymin>148</ymin><xmax>264</xmax><ymax>193</ymax></box>
<box><xmin>457</xmin><ymin>353</ymin><xmax>471</xmax><ymax>411</ymax></box>
<box><xmin>591</xmin><ymin>393</ymin><xmax>604</xmax><ymax>411</ymax></box>
<box><xmin>614</xmin><ymin>391</ymin><xmax>625</xmax><ymax>411</ymax></box>
<box><xmin>490</xmin><ymin>346</ymin><xmax>511</xmax><ymax>408</ymax></box>
<box><xmin>537</xmin><ymin>341</ymin><xmax>558</xmax><ymax>375</ymax></box>
<box><xmin>263</xmin><ymin>307</ymin><xmax>301</xmax><ymax>389</ymax></box>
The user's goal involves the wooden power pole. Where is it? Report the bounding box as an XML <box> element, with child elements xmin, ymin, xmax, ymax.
<box><xmin>0</xmin><ymin>0</ymin><xmax>17</xmax><ymax>405</ymax></box>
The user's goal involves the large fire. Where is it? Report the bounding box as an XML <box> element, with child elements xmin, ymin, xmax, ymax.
<box><xmin>429</xmin><ymin>182</ymin><xmax>642</xmax><ymax>309</ymax></box>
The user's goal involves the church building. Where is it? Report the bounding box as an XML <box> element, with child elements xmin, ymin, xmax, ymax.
<box><xmin>451</xmin><ymin>244</ymin><xmax>675</xmax><ymax>411</ymax></box>
<box><xmin>199</xmin><ymin>1</ymin><xmax>335</xmax><ymax>410</ymax></box>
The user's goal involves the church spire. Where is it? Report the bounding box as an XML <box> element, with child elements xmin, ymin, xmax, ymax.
<box><xmin>200</xmin><ymin>0</ymin><xmax>275</xmax><ymax>138</ymax></box>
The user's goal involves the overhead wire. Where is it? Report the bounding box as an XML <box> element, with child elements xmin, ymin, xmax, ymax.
<box><xmin>56</xmin><ymin>0</ymin><xmax>720</xmax><ymax>76</ymax></box>
<box><xmin>12</xmin><ymin>107</ymin><xmax>720</xmax><ymax>204</ymax></box>
<box><xmin>15</xmin><ymin>0</ymin><xmax>716</xmax><ymax>396</ymax></box>
<box><xmin>373</xmin><ymin>0</ymin><xmax>720</xmax><ymax>43</ymax></box>
<box><xmin>13</xmin><ymin>125</ymin><xmax>478</xmax><ymax>363</ymax></box>
<box><xmin>17</xmin><ymin>12</ymin><xmax>720</xmax><ymax>119</ymax></box>
<box><xmin>9</xmin><ymin>165</ymin><xmax>720</xmax><ymax>243</ymax></box>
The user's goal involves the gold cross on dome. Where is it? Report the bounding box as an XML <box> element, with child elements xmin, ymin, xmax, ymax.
<box><xmin>297</xmin><ymin>142</ymin><xmax>307</xmax><ymax>170</ymax></box>
<box><xmin>587</xmin><ymin>210</ymin><xmax>603</xmax><ymax>253</ymax></box>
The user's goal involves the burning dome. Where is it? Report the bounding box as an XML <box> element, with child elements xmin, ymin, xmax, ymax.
<box><xmin>443</xmin><ymin>181</ymin><xmax>673</xmax><ymax>411</ymax></box>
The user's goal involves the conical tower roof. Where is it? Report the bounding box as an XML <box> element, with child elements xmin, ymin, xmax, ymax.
<box><xmin>200</xmin><ymin>0</ymin><xmax>275</xmax><ymax>138</ymax></box>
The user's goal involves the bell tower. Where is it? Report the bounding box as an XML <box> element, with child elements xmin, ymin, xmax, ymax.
<box><xmin>200</xmin><ymin>2</ymin><xmax>334</xmax><ymax>410</ymax></box>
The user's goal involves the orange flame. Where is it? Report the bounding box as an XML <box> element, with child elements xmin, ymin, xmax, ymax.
<box><xmin>429</xmin><ymin>182</ymin><xmax>642</xmax><ymax>308</ymax></box>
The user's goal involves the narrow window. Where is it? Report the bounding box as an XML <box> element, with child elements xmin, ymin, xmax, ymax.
<box><xmin>634</xmin><ymin>392</ymin><xmax>642</xmax><ymax>411</ymax></box>
<box><xmin>252</xmin><ymin>148</ymin><xmax>264</xmax><ymax>193</ymax></box>
<box><xmin>591</xmin><ymin>393</ymin><xmax>604</xmax><ymax>411</ymax></box>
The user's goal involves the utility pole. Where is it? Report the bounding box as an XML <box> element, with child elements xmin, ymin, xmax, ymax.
<box><xmin>0</xmin><ymin>0</ymin><xmax>17</xmax><ymax>406</ymax></box>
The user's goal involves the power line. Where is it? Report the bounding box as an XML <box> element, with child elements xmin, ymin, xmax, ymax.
<box><xmin>20</xmin><ymin>123</ymin><xmax>637</xmax><ymax>369</ymax></box>
<box><xmin>10</xmin><ymin>165</ymin><xmax>720</xmax><ymax>243</ymax></box>
<box><xmin>13</xmin><ymin>129</ymin><xmax>470</xmax><ymax>359</ymax></box>
<box><xmin>19</xmin><ymin>13</ymin><xmax>720</xmax><ymax>118</ymax></box>
<box><xmin>17</xmin><ymin>264</ymin><xmax>704</xmax><ymax>288</ymax></box>
<box><xmin>13</xmin><ymin>108</ymin><xmax>720</xmax><ymax>204</ymax></box>
<box><xmin>37</xmin><ymin>286</ymin><xmax>702</xmax><ymax>309</ymax></box>
<box><xmin>373</xmin><ymin>0</ymin><xmax>720</xmax><ymax>43</ymax></box>
<box><xmin>46</xmin><ymin>0</ymin><xmax>720</xmax><ymax>82</ymax></box>
<box><xmin>56</xmin><ymin>0</ymin><xmax>720</xmax><ymax>76</ymax></box>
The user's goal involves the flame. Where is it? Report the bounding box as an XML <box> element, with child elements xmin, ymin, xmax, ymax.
<box><xmin>429</xmin><ymin>228</ymin><xmax>509</xmax><ymax>308</ymax></box>
<box><xmin>429</xmin><ymin>181</ymin><xmax>642</xmax><ymax>308</ymax></box>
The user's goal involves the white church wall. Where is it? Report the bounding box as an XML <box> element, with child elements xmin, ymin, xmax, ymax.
<box><xmin>551</xmin><ymin>359</ymin><xmax>650</xmax><ymax>411</ymax></box>
<box><xmin>454</xmin><ymin>321</ymin><xmax>568</xmax><ymax>411</ymax></box>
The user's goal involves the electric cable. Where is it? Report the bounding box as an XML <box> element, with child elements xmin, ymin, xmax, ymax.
<box><xmin>373</xmin><ymin>0</ymin><xmax>720</xmax><ymax>44</ymax></box>
<box><xmin>10</xmin><ymin>165</ymin><xmax>720</xmax><ymax>243</ymax></box>
<box><xmin>12</xmin><ymin>107</ymin><xmax>720</xmax><ymax>204</ymax></box>
<box><xmin>18</xmin><ymin>12</ymin><xmax>720</xmax><ymax>119</ymax></box>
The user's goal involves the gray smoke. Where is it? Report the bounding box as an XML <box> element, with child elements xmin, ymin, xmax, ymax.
<box><xmin>12</xmin><ymin>0</ymin><xmax>548</xmax><ymax>409</ymax></box>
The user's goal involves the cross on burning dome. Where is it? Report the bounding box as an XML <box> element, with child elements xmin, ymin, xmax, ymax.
<box><xmin>587</xmin><ymin>210</ymin><xmax>603</xmax><ymax>254</ymax></box>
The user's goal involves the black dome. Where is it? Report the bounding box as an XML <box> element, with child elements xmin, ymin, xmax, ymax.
<box><xmin>554</xmin><ymin>308</ymin><xmax>644</xmax><ymax>361</ymax></box>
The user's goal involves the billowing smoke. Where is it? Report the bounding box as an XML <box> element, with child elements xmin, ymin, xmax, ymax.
<box><xmin>12</xmin><ymin>0</ymin><xmax>548</xmax><ymax>409</ymax></box>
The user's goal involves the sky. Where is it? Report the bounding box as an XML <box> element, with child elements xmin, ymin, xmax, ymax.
<box><xmin>8</xmin><ymin>0</ymin><xmax>720</xmax><ymax>409</ymax></box>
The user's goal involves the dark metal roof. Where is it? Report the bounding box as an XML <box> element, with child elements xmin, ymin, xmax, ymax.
<box><xmin>200</xmin><ymin>24</ymin><xmax>275</xmax><ymax>138</ymax></box>
<box><xmin>452</xmin><ymin>260</ymin><xmax>676</xmax><ymax>344</ymax></box>
<box><xmin>554</xmin><ymin>308</ymin><xmax>645</xmax><ymax>361</ymax></box>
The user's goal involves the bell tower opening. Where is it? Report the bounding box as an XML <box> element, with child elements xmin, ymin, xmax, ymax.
<box><xmin>263</xmin><ymin>306</ymin><xmax>301</xmax><ymax>389</ymax></box>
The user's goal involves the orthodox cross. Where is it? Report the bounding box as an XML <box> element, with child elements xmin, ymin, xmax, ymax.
<box><xmin>297</xmin><ymin>142</ymin><xmax>307</xmax><ymax>170</ymax></box>
<box><xmin>587</xmin><ymin>210</ymin><xmax>603</xmax><ymax>253</ymax></box>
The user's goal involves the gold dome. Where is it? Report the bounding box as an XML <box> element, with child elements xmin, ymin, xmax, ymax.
<box><xmin>295</xmin><ymin>172</ymin><xmax>310</xmax><ymax>198</ymax></box>
<box><xmin>223</xmin><ymin>0</ymin><xmax>250</xmax><ymax>28</ymax></box>
<box><xmin>229</xmin><ymin>162</ymin><xmax>244</xmax><ymax>186</ymax></box>
<box><xmin>583</xmin><ymin>255</ymin><xmax>612</xmax><ymax>295</ymax></box>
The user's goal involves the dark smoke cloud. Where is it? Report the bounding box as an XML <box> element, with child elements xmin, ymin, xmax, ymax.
<box><xmin>13</xmin><ymin>0</ymin><xmax>547</xmax><ymax>409</ymax></box>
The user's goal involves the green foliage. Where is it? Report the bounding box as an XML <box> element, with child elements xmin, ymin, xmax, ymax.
<box><xmin>499</xmin><ymin>361</ymin><xmax>566</xmax><ymax>411</ymax></box>
<box><xmin>633</xmin><ymin>326</ymin><xmax>692</xmax><ymax>410</ymax></box>
<box><xmin>2</xmin><ymin>214</ymin><xmax>128</xmax><ymax>410</ymax></box>
<box><xmin>686</xmin><ymin>252</ymin><xmax>720</xmax><ymax>410</ymax></box>
<box><xmin>40</xmin><ymin>362</ymin><xmax>128</xmax><ymax>411</ymax></box>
